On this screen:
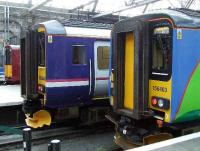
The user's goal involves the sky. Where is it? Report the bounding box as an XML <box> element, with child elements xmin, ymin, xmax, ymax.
<box><xmin>1</xmin><ymin>0</ymin><xmax>200</xmax><ymax>17</ymax></box>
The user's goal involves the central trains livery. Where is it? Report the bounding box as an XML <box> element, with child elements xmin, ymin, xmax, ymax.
<box><xmin>21</xmin><ymin>20</ymin><xmax>111</xmax><ymax>128</ymax></box>
<box><xmin>108</xmin><ymin>8</ymin><xmax>200</xmax><ymax>149</ymax></box>
<box><xmin>4</xmin><ymin>45</ymin><xmax>20</xmax><ymax>84</ymax></box>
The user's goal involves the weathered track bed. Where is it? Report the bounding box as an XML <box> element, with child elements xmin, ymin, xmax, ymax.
<box><xmin>0</xmin><ymin>122</ymin><xmax>116</xmax><ymax>151</ymax></box>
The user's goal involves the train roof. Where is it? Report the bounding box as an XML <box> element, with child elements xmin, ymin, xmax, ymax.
<box><xmin>64</xmin><ymin>26</ymin><xmax>110</xmax><ymax>39</ymax></box>
<box><xmin>5</xmin><ymin>45</ymin><xmax>20</xmax><ymax>50</ymax></box>
<box><xmin>38</xmin><ymin>20</ymin><xmax>111</xmax><ymax>39</ymax></box>
<box><xmin>114</xmin><ymin>8</ymin><xmax>200</xmax><ymax>30</ymax></box>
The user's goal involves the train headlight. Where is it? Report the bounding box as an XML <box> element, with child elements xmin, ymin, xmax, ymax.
<box><xmin>151</xmin><ymin>97</ymin><xmax>170</xmax><ymax>110</ymax></box>
<box><xmin>152</xmin><ymin>98</ymin><xmax>157</xmax><ymax>105</ymax></box>
<box><xmin>158</xmin><ymin>99</ymin><xmax>164</xmax><ymax>108</ymax></box>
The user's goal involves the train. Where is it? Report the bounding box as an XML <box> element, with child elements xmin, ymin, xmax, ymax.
<box><xmin>0</xmin><ymin>66</ymin><xmax>4</xmax><ymax>81</ymax></box>
<box><xmin>21</xmin><ymin>20</ymin><xmax>111</xmax><ymax>128</ymax></box>
<box><xmin>4</xmin><ymin>45</ymin><xmax>20</xmax><ymax>84</ymax></box>
<box><xmin>108</xmin><ymin>8</ymin><xmax>200</xmax><ymax>149</ymax></box>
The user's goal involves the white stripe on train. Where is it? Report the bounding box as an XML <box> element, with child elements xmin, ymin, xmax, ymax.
<box><xmin>46</xmin><ymin>81</ymin><xmax>89</xmax><ymax>88</ymax></box>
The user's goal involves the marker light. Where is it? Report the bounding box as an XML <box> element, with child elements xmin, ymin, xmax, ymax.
<box><xmin>38</xmin><ymin>85</ymin><xmax>43</xmax><ymax>92</ymax></box>
<box><xmin>158</xmin><ymin>99</ymin><xmax>164</xmax><ymax>108</ymax></box>
<box><xmin>152</xmin><ymin>98</ymin><xmax>157</xmax><ymax>105</ymax></box>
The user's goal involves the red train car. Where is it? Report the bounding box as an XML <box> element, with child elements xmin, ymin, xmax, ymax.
<box><xmin>4</xmin><ymin>45</ymin><xmax>20</xmax><ymax>84</ymax></box>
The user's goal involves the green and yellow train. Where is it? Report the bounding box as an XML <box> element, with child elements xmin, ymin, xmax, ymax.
<box><xmin>108</xmin><ymin>8</ymin><xmax>200</xmax><ymax>149</ymax></box>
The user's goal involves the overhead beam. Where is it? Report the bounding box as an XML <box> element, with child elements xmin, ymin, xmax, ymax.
<box><xmin>28</xmin><ymin>0</ymin><xmax>32</xmax><ymax>6</ymax></box>
<box><xmin>92</xmin><ymin>0</ymin><xmax>161</xmax><ymax>18</ymax></box>
<box><xmin>28</xmin><ymin>0</ymin><xmax>52</xmax><ymax>12</ymax></box>
<box><xmin>92</xmin><ymin>0</ymin><xmax>99</xmax><ymax>12</ymax></box>
<box><xmin>143</xmin><ymin>4</ymin><xmax>149</xmax><ymax>13</ymax></box>
<box><xmin>167</xmin><ymin>0</ymin><xmax>175</xmax><ymax>8</ymax></box>
<box><xmin>71</xmin><ymin>0</ymin><xmax>95</xmax><ymax>11</ymax></box>
<box><xmin>185</xmin><ymin>0</ymin><xmax>195</xmax><ymax>8</ymax></box>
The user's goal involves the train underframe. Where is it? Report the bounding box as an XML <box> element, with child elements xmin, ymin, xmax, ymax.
<box><xmin>23</xmin><ymin>97</ymin><xmax>110</xmax><ymax>128</ymax></box>
<box><xmin>107</xmin><ymin>112</ymin><xmax>200</xmax><ymax>150</ymax></box>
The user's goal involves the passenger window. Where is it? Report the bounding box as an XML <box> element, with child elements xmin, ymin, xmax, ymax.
<box><xmin>97</xmin><ymin>46</ymin><xmax>110</xmax><ymax>69</ymax></box>
<box><xmin>72</xmin><ymin>45</ymin><xmax>87</xmax><ymax>65</ymax></box>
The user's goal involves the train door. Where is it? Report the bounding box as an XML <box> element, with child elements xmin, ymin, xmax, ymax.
<box><xmin>124</xmin><ymin>32</ymin><xmax>134</xmax><ymax>110</ymax></box>
<box><xmin>71</xmin><ymin>44</ymin><xmax>90</xmax><ymax>102</ymax></box>
<box><xmin>113</xmin><ymin>22</ymin><xmax>149</xmax><ymax>119</ymax></box>
<box><xmin>94</xmin><ymin>41</ymin><xmax>110</xmax><ymax>98</ymax></box>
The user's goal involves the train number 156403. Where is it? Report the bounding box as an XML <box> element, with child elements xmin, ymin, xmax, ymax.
<box><xmin>152</xmin><ymin>86</ymin><xmax>167</xmax><ymax>92</ymax></box>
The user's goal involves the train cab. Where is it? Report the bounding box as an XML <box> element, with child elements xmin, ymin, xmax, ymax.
<box><xmin>108</xmin><ymin>8</ymin><xmax>200</xmax><ymax>148</ymax></box>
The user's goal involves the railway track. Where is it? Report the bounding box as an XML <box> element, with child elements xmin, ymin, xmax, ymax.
<box><xmin>0</xmin><ymin>122</ymin><xmax>114</xmax><ymax>150</ymax></box>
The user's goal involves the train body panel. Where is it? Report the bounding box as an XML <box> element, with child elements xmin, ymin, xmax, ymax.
<box><xmin>45</xmin><ymin>36</ymin><xmax>91</xmax><ymax>107</ymax></box>
<box><xmin>171</xmin><ymin>29</ymin><xmax>200</xmax><ymax>123</ymax></box>
<box><xmin>39</xmin><ymin>35</ymin><xmax>110</xmax><ymax>108</ymax></box>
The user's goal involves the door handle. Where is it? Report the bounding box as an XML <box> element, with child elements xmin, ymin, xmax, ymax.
<box><xmin>89</xmin><ymin>59</ymin><xmax>92</xmax><ymax>95</ymax></box>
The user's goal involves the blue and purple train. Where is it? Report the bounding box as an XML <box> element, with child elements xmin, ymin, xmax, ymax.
<box><xmin>21</xmin><ymin>20</ymin><xmax>111</xmax><ymax>128</ymax></box>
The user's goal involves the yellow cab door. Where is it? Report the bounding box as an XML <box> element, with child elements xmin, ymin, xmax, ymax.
<box><xmin>124</xmin><ymin>32</ymin><xmax>134</xmax><ymax>111</ymax></box>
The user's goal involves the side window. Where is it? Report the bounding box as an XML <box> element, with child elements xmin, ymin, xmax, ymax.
<box><xmin>97</xmin><ymin>46</ymin><xmax>110</xmax><ymax>69</ymax></box>
<box><xmin>72</xmin><ymin>45</ymin><xmax>87</xmax><ymax>65</ymax></box>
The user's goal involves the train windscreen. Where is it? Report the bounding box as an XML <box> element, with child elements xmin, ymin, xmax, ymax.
<box><xmin>151</xmin><ymin>26</ymin><xmax>171</xmax><ymax>79</ymax></box>
<box><xmin>38</xmin><ymin>33</ymin><xmax>45</xmax><ymax>67</ymax></box>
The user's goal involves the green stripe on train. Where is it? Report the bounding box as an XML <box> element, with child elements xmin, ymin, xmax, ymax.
<box><xmin>175</xmin><ymin>63</ymin><xmax>200</xmax><ymax>123</ymax></box>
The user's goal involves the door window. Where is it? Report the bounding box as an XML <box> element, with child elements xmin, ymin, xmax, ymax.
<box><xmin>97</xmin><ymin>46</ymin><xmax>110</xmax><ymax>69</ymax></box>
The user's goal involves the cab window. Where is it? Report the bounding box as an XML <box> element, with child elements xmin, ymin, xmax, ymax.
<box><xmin>151</xmin><ymin>26</ymin><xmax>171</xmax><ymax>76</ymax></box>
<box><xmin>38</xmin><ymin>33</ymin><xmax>45</xmax><ymax>66</ymax></box>
<box><xmin>97</xmin><ymin>46</ymin><xmax>110</xmax><ymax>69</ymax></box>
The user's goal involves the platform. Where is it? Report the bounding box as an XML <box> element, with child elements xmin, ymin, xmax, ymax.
<box><xmin>129</xmin><ymin>132</ymin><xmax>200</xmax><ymax>151</ymax></box>
<box><xmin>0</xmin><ymin>85</ymin><xmax>23</xmax><ymax>107</ymax></box>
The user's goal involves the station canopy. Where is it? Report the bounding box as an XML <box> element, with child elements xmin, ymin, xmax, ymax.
<box><xmin>2</xmin><ymin>0</ymin><xmax>200</xmax><ymax>17</ymax></box>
